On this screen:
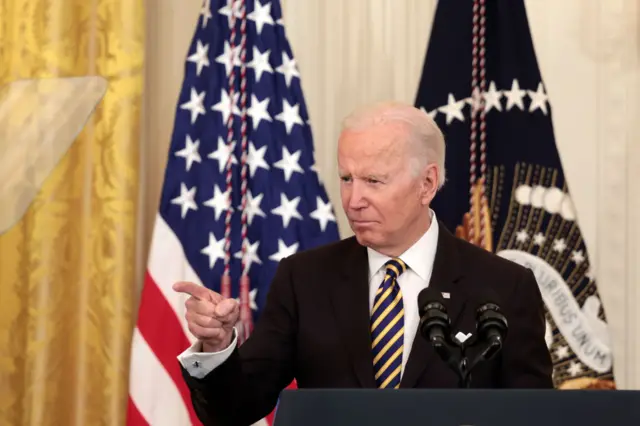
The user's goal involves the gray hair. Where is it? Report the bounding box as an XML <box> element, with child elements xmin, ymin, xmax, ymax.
<box><xmin>340</xmin><ymin>101</ymin><xmax>446</xmax><ymax>188</ymax></box>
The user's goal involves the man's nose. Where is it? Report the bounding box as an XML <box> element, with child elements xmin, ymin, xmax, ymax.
<box><xmin>348</xmin><ymin>181</ymin><xmax>368</xmax><ymax>210</ymax></box>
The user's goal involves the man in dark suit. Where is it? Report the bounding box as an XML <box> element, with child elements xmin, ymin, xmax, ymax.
<box><xmin>173</xmin><ymin>101</ymin><xmax>553</xmax><ymax>425</ymax></box>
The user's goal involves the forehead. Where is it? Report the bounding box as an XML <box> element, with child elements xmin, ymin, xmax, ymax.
<box><xmin>338</xmin><ymin>123</ymin><xmax>409</xmax><ymax>164</ymax></box>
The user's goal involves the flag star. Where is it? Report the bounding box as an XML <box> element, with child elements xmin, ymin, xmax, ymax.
<box><xmin>180</xmin><ymin>87</ymin><xmax>206</xmax><ymax>124</ymax></box>
<box><xmin>239</xmin><ymin>190</ymin><xmax>266</xmax><ymax>225</ymax></box>
<box><xmin>200</xmin><ymin>0</ymin><xmax>213</xmax><ymax>28</ymax></box>
<box><xmin>174</xmin><ymin>135</ymin><xmax>201</xmax><ymax>171</ymax></box>
<box><xmin>276</xmin><ymin>17</ymin><xmax>284</xmax><ymax>26</ymax></box>
<box><xmin>528</xmin><ymin>82</ymin><xmax>549</xmax><ymax>114</ymax></box>
<box><xmin>504</xmin><ymin>79</ymin><xmax>526</xmax><ymax>110</ymax></box>
<box><xmin>515</xmin><ymin>229</ymin><xmax>529</xmax><ymax>243</ymax></box>
<box><xmin>310</xmin><ymin>197</ymin><xmax>336</xmax><ymax>232</ymax></box>
<box><xmin>276</xmin><ymin>52</ymin><xmax>300</xmax><ymax>87</ymax></box>
<box><xmin>420</xmin><ymin>106</ymin><xmax>437</xmax><ymax>120</ymax></box>
<box><xmin>235</xmin><ymin>288</ymin><xmax>258</xmax><ymax>311</ymax></box>
<box><xmin>273</xmin><ymin>146</ymin><xmax>304</xmax><ymax>182</ymax></box>
<box><xmin>568</xmin><ymin>361</ymin><xmax>583</xmax><ymax>377</ymax></box>
<box><xmin>215</xmin><ymin>41</ymin><xmax>241</xmax><ymax>76</ymax></box>
<box><xmin>585</xmin><ymin>266</ymin><xmax>595</xmax><ymax>281</ymax></box>
<box><xmin>218</xmin><ymin>0</ymin><xmax>243</xmax><ymax>28</ymax></box>
<box><xmin>438</xmin><ymin>93</ymin><xmax>465</xmax><ymax>125</ymax></box>
<box><xmin>201</xmin><ymin>232</ymin><xmax>225</xmax><ymax>269</ymax></box>
<box><xmin>211</xmin><ymin>88</ymin><xmax>240</xmax><ymax>124</ymax></box>
<box><xmin>552</xmin><ymin>238</ymin><xmax>567</xmax><ymax>253</ymax></box>
<box><xmin>248</xmin><ymin>0</ymin><xmax>275</xmax><ymax>35</ymax></box>
<box><xmin>248</xmin><ymin>288</ymin><xmax>258</xmax><ymax>311</ymax></box>
<box><xmin>271</xmin><ymin>193</ymin><xmax>303</xmax><ymax>228</ymax></box>
<box><xmin>247</xmin><ymin>94</ymin><xmax>272</xmax><ymax>129</ymax></box>
<box><xmin>275</xmin><ymin>99</ymin><xmax>304</xmax><ymax>134</ymax></box>
<box><xmin>247</xmin><ymin>142</ymin><xmax>270</xmax><ymax>177</ymax></box>
<box><xmin>571</xmin><ymin>249</ymin><xmax>585</xmax><ymax>265</ymax></box>
<box><xmin>171</xmin><ymin>183</ymin><xmax>198</xmax><ymax>219</ymax></box>
<box><xmin>234</xmin><ymin>239</ymin><xmax>262</xmax><ymax>272</ymax></box>
<box><xmin>248</xmin><ymin>46</ymin><xmax>273</xmax><ymax>82</ymax></box>
<box><xmin>533</xmin><ymin>232</ymin><xmax>546</xmax><ymax>246</ymax></box>
<box><xmin>269</xmin><ymin>239</ymin><xmax>299</xmax><ymax>262</ymax></box>
<box><xmin>483</xmin><ymin>81</ymin><xmax>503</xmax><ymax>112</ymax></box>
<box><xmin>203</xmin><ymin>184</ymin><xmax>232</xmax><ymax>220</ymax></box>
<box><xmin>555</xmin><ymin>345</ymin><xmax>570</xmax><ymax>360</ymax></box>
<box><xmin>208</xmin><ymin>137</ymin><xmax>238</xmax><ymax>173</ymax></box>
<box><xmin>187</xmin><ymin>40</ymin><xmax>210</xmax><ymax>76</ymax></box>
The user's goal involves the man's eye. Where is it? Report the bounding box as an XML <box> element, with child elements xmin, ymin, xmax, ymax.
<box><xmin>340</xmin><ymin>176</ymin><xmax>352</xmax><ymax>183</ymax></box>
<box><xmin>367</xmin><ymin>178</ymin><xmax>379</xmax><ymax>184</ymax></box>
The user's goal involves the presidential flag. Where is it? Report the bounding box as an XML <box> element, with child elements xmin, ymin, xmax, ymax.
<box><xmin>127</xmin><ymin>0</ymin><xmax>340</xmax><ymax>424</ymax></box>
<box><xmin>414</xmin><ymin>0</ymin><xmax>615</xmax><ymax>389</ymax></box>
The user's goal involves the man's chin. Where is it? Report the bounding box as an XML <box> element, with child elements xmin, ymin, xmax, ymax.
<box><xmin>352</xmin><ymin>230</ymin><xmax>378</xmax><ymax>248</ymax></box>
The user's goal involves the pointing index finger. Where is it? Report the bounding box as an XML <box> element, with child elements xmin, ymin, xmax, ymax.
<box><xmin>172</xmin><ymin>281</ymin><xmax>214</xmax><ymax>302</ymax></box>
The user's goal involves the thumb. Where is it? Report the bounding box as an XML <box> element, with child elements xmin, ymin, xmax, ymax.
<box><xmin>215</xmin><ymin>298</ymin><xmax>239</xmax><ymax>321</ymax></box>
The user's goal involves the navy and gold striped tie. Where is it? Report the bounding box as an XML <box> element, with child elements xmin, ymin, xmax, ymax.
<box><xmin>370</xmin><ymin>258</ymin><xmax>407</xmax><ymax>388</ymax></box>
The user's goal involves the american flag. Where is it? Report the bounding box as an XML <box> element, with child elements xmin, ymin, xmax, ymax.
<box><xmin>126</xmin><ymin>0</ymin><xmax>340</xmax><ymax>424</ymax></box>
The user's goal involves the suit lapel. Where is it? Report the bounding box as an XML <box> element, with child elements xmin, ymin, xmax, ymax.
<box><xmin>401</xmin><ymin>221</ymin><xmax>466</xmax><ymax>388</ymax></box>
<box><xmin>329</xmin><ymin>238</ymin><xmax>377</xmax><ymax>388</ymax></box>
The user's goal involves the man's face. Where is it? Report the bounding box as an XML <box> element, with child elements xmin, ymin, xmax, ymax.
<box><xmin>338</xmin><ymin>122</ymin><xmax>436</xmax><ymax>254</ymax></box>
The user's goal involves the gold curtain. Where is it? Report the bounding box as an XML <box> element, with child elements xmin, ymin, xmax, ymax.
<box><xmin>0</xmin><ymin>1</ymin><xmax>143</xmax><ymax>425</ymax></box>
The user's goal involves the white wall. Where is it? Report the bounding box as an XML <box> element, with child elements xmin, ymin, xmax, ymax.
<box><xmin>144</xmin><ymin>0</ymin><xmax>640</xmax><ymax>389</ymax></box>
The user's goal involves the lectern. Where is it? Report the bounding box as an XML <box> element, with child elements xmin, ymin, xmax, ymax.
<box><xmin>272</xmin><ymin>389</ymin><xmax>640</xmax><ymax>426</ymax></box>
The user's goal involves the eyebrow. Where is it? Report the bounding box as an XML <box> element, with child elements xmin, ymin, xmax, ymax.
<box><xmin>338</xmin><ymin>172</ymin><xmax>389</xmax><ymax>181</ymax></box>
<box><xmin>366</xmin><ymin>174</ymin><xmax>388</xmax><ymax>180</ymax></box>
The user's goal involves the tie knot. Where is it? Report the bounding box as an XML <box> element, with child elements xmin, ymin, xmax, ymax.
<box><xmin>384</xmin><ymin>258</ymin><xmax>407</xmax><ymax>280</ymax></box>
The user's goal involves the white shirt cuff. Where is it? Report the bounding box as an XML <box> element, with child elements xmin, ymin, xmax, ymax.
<box><xmin>177</xmin><ymin>328</ymin><xmax>238</xmax><ymax>379</ymax></box>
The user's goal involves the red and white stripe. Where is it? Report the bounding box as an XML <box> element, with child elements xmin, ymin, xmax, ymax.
<box><xmin>126</xmin><ymin>214</ymin><xmax>273</xmax><ymax>425</ymax></box>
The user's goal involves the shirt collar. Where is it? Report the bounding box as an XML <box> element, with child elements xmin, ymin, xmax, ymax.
<box><xmin>367</xmin><ymin>209</ymin><xmax>440</xmax><ymax>282</ymax></box>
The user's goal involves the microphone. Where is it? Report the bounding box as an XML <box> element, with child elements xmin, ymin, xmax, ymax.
<box><xmin>475</xmin><ymin>300</ymin><xmax>508</xmax><ymax>361</ymax></box>
<box><xmin>418</xmin><ymin>287</ymin><xmax>450</xmax><ymax>344</ymax></box>
<box><xmin>417</xmin><ymin>286</ymin><xmax>510</xmax><ymax>388</ymax></box>
<box><xmin>457</xmin><ymin>291</ymin><xmax>508</xmax><ymax>388</ymax></box>
<box><xmin>417</xmin><ymin>288</ymin><xmax>457</xmax><ymax>370</ymax></box>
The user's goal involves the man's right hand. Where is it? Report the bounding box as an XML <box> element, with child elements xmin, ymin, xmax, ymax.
<box><xmin>173</xmin><ymin>281</ymin><xmax>240</xmax><ymax>352</ymax></box>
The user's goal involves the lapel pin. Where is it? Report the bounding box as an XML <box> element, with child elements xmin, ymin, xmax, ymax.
<box><xmin>441</xmin><ymin>292</ymin><xmax>450</xmax><ymax>299</ymax></box>
<box><xmin>454</xmin><ymin>331</ymin><xmax>473</xmax><ymax>344</ymax></box>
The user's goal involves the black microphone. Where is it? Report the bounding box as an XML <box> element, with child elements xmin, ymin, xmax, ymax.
<box><xmin>418</xmin><ymin>287</ymin><xmax>450</xmax><ymax>343</ymax></box>
<box><xmin>417</xmin><ymin>288</ymin><xmax>456</xmax><ymax>368</ymax></box>
<box><xmin>474</xmin><ymin>295</ymin><xmax>508</xmax><ymax>362</ymax></box>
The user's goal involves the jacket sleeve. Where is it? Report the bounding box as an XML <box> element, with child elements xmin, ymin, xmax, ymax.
<box><xmin>499</xmin><ymin>266</ymin><xmax>554</xmax><ymax>388</ymax></box>
<box><xmin>179</xmin><ymin>255</ymin><xmax>298</xmax><ymax>426</ymax></box>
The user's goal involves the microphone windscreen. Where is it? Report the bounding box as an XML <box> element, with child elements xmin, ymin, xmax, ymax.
<box><xmin>417</xmin><ymin>287</ymin><xmax>445</xmax><ymax>315</ymax></box>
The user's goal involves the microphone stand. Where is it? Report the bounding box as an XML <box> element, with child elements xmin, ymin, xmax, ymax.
<box><xmin>449</xmin><ymin>335</ymin><xmax>502</xmax><ymax>388</ymax></box>
<box><xmin>433</xmin><ymin>337</ymin><xmax>472</xmax><ymax>388</ymax></box>
<box><xmin>457</xmin><ymin>342</ymin><xmax>471</xmax><ymax>388</ymax></box>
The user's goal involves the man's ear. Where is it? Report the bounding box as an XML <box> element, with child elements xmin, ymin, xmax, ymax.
<box><xmin>419</xmin><ymin>163</ymin><xmax>439</xmax><ymax>206</ymax></box>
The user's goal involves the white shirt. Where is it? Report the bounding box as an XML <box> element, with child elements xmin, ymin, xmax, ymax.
<box><xmin>177</xmin><ymin>211</ymin><xmax>440</xmax><ymax>379</ymax></box>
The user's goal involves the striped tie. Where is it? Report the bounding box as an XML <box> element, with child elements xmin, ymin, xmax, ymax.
<box><xmin>370</xmin><ymin>258</ymin><xmax>407</xmax><ymax>389</ymax></box>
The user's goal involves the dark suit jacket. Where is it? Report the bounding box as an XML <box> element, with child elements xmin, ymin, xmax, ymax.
<box><xmin>181</xmin><ymin>221</ymin><xmax>553</xmax><ymax>425</ymax></box>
